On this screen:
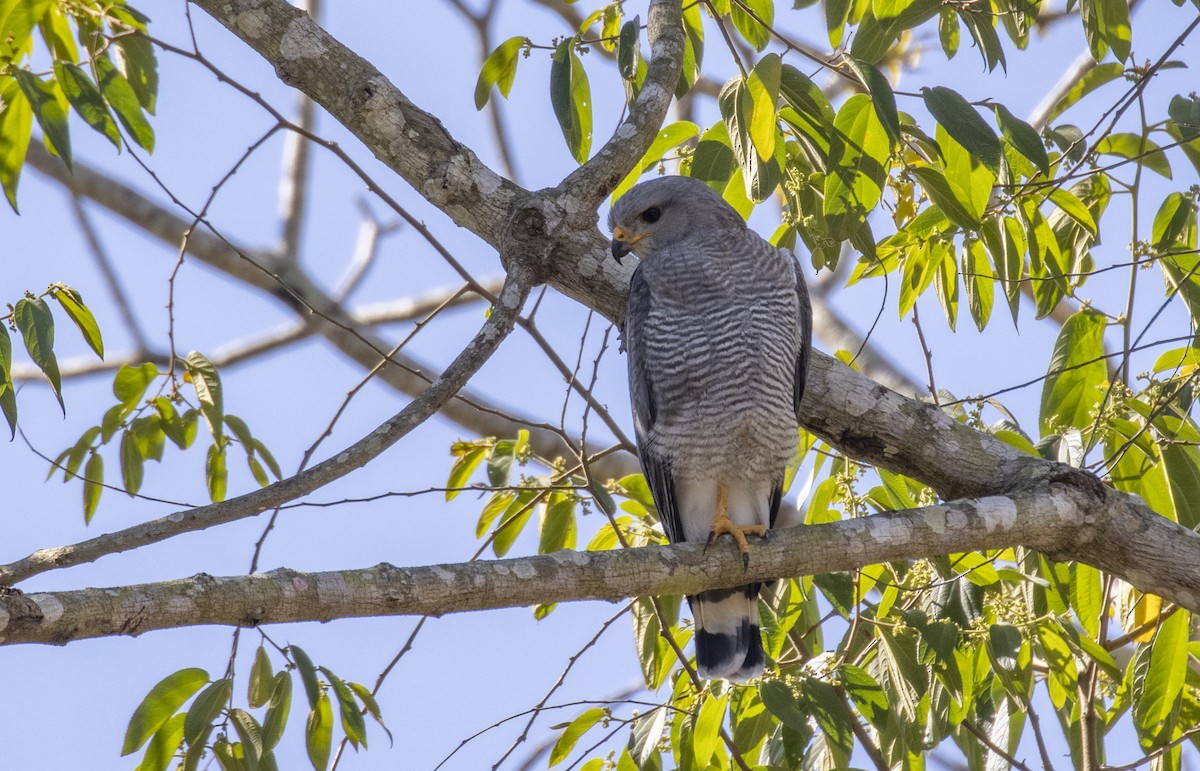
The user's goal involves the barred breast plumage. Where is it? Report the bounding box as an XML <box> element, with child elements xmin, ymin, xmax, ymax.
<box><xmin>610</xmin><ymin>175</ymin><xmax>812</xmax><ymax>682</ymax></box>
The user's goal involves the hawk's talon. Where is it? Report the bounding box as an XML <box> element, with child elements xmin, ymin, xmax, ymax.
<box><xmin>708</xmin><ymin>483</ymin><xmax>767</xmax><ymax>568</ymax></box>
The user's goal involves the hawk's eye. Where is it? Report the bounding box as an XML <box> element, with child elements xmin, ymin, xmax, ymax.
<box><xmin>640</xmin><ymin>206</ymin><xmax>661</xmax><ymax>224</ymax></box>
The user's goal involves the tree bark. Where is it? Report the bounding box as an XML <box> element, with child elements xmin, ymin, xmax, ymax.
<box><xmin>5</xmin><ymin>482</ymin><xmax>1200</xmax><ymax>646</ymax></box>
<box><xmin>5</xmin><ymin>0</ymin><xmax>1198</xmax><ymax>648</ymax></box>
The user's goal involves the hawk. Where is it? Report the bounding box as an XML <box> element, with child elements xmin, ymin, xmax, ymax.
<box><xmin>610</xmin><ymin>175</ymin><xmax>812</xmax><ymax>682</ymax></box>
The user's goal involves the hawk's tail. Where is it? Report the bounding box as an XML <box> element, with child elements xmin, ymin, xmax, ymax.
<box><xmin>689</xmin><ymin>584</ymin><xmax>763</xmax><ymax>682</ymax></box>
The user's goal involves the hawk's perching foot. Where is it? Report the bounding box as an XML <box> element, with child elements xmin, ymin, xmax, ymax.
<box><xmin>705</xmin><ymin>481</ymin><xmax>767</xmax><ymax>569</ymax></box>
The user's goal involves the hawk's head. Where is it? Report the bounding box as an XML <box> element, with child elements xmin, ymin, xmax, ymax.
<box><xmin>607</xmin><ymin>175</ymin><xmax>744</xmax><ymax>263</ymax></box>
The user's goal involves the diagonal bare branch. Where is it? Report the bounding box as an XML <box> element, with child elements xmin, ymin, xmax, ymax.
<box><xmin>0</xmin><ymin>273</ymin><xmax>532</xmax><ymax>587</ymax></box>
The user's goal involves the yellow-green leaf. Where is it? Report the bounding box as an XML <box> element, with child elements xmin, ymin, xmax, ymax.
<box><xmin>52</xmin><ymin>285</ymin><xmax>104</xmax><ymax>358</ymax></box>
<box><xmin>123</xmin><ymin>668</ymin><xmax>210</xmax><ymax>755</ymax></box>
<box><xmin>306</xmin><ymin>692</ymin><xmax>333</xmax><ymax>771</ymax></box>
<box><xmin>135</xmin><ymin>713</ymin><xmax>185</xmax><ymax>771</ymax></box>
<box><xmin>1039</xmin><ymin>308</ymin><xmax>1108</xmax><ymax>435</ymax></box>
<box><xmin>1095</xmin><ymin>133</ymin><xmax>1171</xmax><ymax>179</ymax></box>
<box><xmin>824</xmin><ymin>93</ymin><xmax>889</xmax><ymax>237</ymax></box>
<box><xmin>745</xmin><ymin>54</ymin><xmax>781</xmax><ymax>160</ymax></box>
<box><xmin>474</xmin><ymin>36</ymin><xmax>525</xmax><ymax>110</ymax></box>
<box><xmin>549</xmin><ymin>707</ymin><xmax>604</xmax><ymax>766</ymax></box>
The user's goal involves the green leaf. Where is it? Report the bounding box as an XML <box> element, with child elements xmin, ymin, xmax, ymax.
<box><xmin>938</xmin><ymin>7</ymin><xmax>960</xmax><ymax>58</ymax></box>
<box><xmin>224</xmin><ymin>413</ymin><xmax>255</xmax><ymax>449</ymax></box>
<box><xmin>229</xmin><ymin>708</ymin><xmax>264</xmax><ymax>770</ymax></box>
<box><xmin>1136</xmin><ymin>609</ymin><xmax>1190</xmax><ymax>743</ymax></box>
<box><xmin>14</xmin><ymin>296</ymin><xmax>64</xmax><ymax>412</ymax></box>
<box><xmin>185</xmin><ymin>352</ymin><xmax>223</xmax><ymax>441</ymax></box>
<box><xmin>1152</xmin><ymin>192</ymin><xmax>1192</xmax><ymax>250</ymax></box>
<box><xmin>910</xmin><ymin>166</ymin><xmax>979</xmax><ymax>229</ymax></box>
<box><xmin>306</xmin><ymin>693</ymin><xmax>333</xmax><ymax>771</ymax></box>
<box><xmin>1095</xmin><ymin>133</ymin><xmax>1171</xmax><ymax>179</ymax></box>
<box><xmin>760</xmin><ymin>680</ymin><xmax>810</xmax><ymax>734</ymax></box>
<box><xmin>938</xmin><ymin>122</ymin><xmax>996</xmax><ymax>224</ymax></box>
<box><xmin>291</xmin><ymin>645</ymin><xmax>322</xmax><ymax>708</ymax></box>
<box><xmin>962</xmin><ymin>239</ymin><xmax>994</xmax><ymax>331</ymax></box>
<box><xmin>675</xmin><ymin>5</ymin><xmax>704</xmax><ymax>98</ymax></box>
<box><xmin>474</xmin><ymin>36</ymin><xmax>525</xmax><ymax>109</ymax></box>
<box><xmin>248</xmin><ymin>647</ymin><xmax>274</xmax><ymax>709</ymax></box>
<box><xmin>539</xmin><ymin>497</ymin><xmax>577</xmax><ymax>554</ymax></box>
<box><xmin>1039</xmin><ymin>308</ymin><xmax>1108</xmax><ymax>435</ymax></box>
<box><xmin>52</xmin><ymin>285</ymin><xmax>104</xmax><ymax>357</ymax></box>
<box><xmin>122</xmin><ymin>668</ymin><xmax>210</xmax><ymax>755</ymax></box>
<box><xmin>252</xmin><ymin>438</ymin><xmax>281</xmax><ymax>479</ymax></box>
<box><xmin>845</xmin><ymin>57</ymin><xmax>901</xmax><ymax>148</ymax></box>
<box><xmin>120</xmin><ymin>430</ymin><xmax>144</xmax><ymax>496</ymax></box>
<box><xmin>692</xmin><ymin>692</ymin><xmax>727</xmax><ymax>767</ymax></box>
<box><xmin>549</xmin><ymin>707</ymin><xmax>605</xmax><ymax>766</ymax></box>
<box><xmin>446</xmin><ymin>446</ymin><xmax>485</xmax><ymax>500</ymax></box>
<box><xmin>38</xmin><ymin>5</ymin><xmax>78</xmax><ymax>61</ymax></box>
<box><xmin>934</xmin><ymin>244</ymin><xmax>959</xmax><ymax>330</ymax></box>
<box><xmin>779</xmin><ymin>64</ymin><xmax>834</xmax><ymax>159</ymax></box>
<box><xmin>1048</xmin><ymin>187</ymin><xmax>1097</xmax><ymax>237</ymax></box>
<box><xmin>184</xmin><ymin>678</ymin><xmax>231</xmax><ymax>745</ymax></box>
<box><xmin>319</xmin><ymin>667</ymin><xmax>367</xmax><ymax>749</ymax></box>
<box><xmin>719</xmin><ymin>77</ymin><xmax>783</xmax><ymax>202</ymax></box>
<box><xmin>1045</xmin><ymin>62</ymin><xmax>1124</xmax><ymax>124</ymax></box>
<box><xmin>0</xmin><ymin>325</ymin><xmax>15</xmax><ymax>438</ymax></box>
<box><xmin>841</xmin><ymin>665</ymin><xmax>889</xmax><ymax>726</ymax></box>
<box><xmin>922</xmin><ymin>86</ymin><xmax>1001</xmax><ymax>171</ymax></box>
<box><xmin>826</xmin><ymin>0</ymin><xmax>852</xmax><ymax>46</ymax></box>
<box><xmin>1091</xmin><ymin>0</ymin><xmax>1131</xmax><ymax>62</ymax></box>
<box><xmin>81</xmin><ymin>451</ymin><xmax>103</xmax><ymax>522</ymax></box>
<box><xmin>53</xmin><ymin>64</ymin><xmax>119</xmax><ymax>151</ymax></box>
<box><xmin>154</xmin><ymin>398</ymin><xmax>192</xmax><ymax>450</ymax></box>
<box><xmin>1163</xmin><ymin>443</ymin><xmax>1200</xmax><ymax>530</ymax></box>
<box><xmin>206</xmin><ymin>444</ymin><xmax>227</xmax><ymax>502</ymax></box>
<box><xmin>550</xmin><ymin>38</ymin><xmax>592</xmax><ymax>165</ymax></box>
<box><xmin>94</xmin><ymin>55</ymin><xmax>154</xmax><ymax>152</ymax></box>
<box><xmin>612</xmin><ymin>120</ymin><xmax>699</xmax><ymax>200</ymax></box>
<box><xmin>1070</xmin><ymin>563</ymin><xmax>1102</xmax><ymax>638</ymax></box>
<box><xmin>136</xmin><ymin>713</ymin><xmax>185</xmax><ymax>771</ymax></box>
<box><xmin>1169</xmin><ymin>94</ymin><xmax>1200</xmax><ymax>138</ymax></box>
<box><xmin>493</xmin><ymin>492</ymin><xmax>538</xmax><ymax>557</ymax></box>
<box><xmin>262</xmin><ymin>673</ymin><xmax>293</xmax><ymax>751</ymax></box>
<box><xmin>746</xmin><ymin>54</ymin><xmax>781</xmax><ymax>160</ymax></box>
<box><xmin>114</xmin><ymin>362</ymin><xmax>158</xmax><ymax>408</ymax></box>
<box><xmin>731</xmin><ymin>0</ymin><xmax>773</xmax><ymax>51</ymax></box>
<box><xmin>824</xmin><ymin>93</ymin><xmax>889</xmax><ymax>237</ymax></box>
<box><xmin>993</xmin><ymin>103</ymin><xmax>1049</xmax><ymax>176</ymax></box>
<box><xmin>687</xmin><ymin>120</ymin><xmax>737</xmax><ymax>186</ymax></box>
<box><xmin>14</xmin><ymin>69</ymin><xmax>71</xmax><ymax>170</ymax></box>
<box><xmin>627</xmin><ymin>706</ymin><xmax>667</xmax><ymax>766</ymax></box>
<box><xmin>0</xmin><ymin>79</ymin><xmax>33</xmax><ymax>212</ymax></box>
<box><xmin>182</xmin><ymin>725</ymin><xmax>213</xmax><ymax>771</ymax></box>
<box><xmin>115</xmin><ymin>33</ymin><xmax>159</xmax><ymax>113</ymax></box>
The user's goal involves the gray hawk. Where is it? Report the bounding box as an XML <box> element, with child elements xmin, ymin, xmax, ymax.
<box><xmin>609</xmin><ymin>175</ymin><xmax>812</xmax><ymax>682</ymax></box>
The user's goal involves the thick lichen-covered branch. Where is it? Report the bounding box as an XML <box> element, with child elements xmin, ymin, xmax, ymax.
<box><xmin>6</xmin><ymin>482</ymin><xmax>1199</xmax><ymax>646</ymax></box>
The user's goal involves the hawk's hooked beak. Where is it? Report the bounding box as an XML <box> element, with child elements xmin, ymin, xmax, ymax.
<box><xmin>610</xmin><ymin>226</ymin><xmax>642</xmax><ymax>263</ymax></box>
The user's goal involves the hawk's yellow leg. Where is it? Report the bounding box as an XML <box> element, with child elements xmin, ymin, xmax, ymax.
<box><xmin>706</xmin><ymin>481</ymin><xmax>767</xmax><ymax>569</ymax></box>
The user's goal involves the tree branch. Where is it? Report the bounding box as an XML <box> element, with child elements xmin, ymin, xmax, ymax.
<box><xmin>0</xmin><ymin>272</ymin><xmax>532</xmax><ymax>587</ymax></box>
<box><xmin>556</xmin><ymin>0</ymin><xmax>685</xmax><ymax>210</ymax></box>
<box><xmin>25</xmin><ymin>145</ymin><xmax>638</xmax><ymax>481</ymax></box>
<box><xmin>6</xmin><ymin>483</ymin><xmax>1200</xmax><ymax>646</ymax></box>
